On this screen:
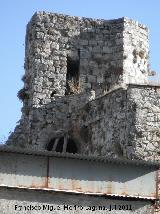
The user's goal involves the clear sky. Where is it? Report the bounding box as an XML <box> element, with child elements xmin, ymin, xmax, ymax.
<box><xmin>0</xmin><ymin>0</ymin><xmax>160</xmax><ymax>142</ymax></box>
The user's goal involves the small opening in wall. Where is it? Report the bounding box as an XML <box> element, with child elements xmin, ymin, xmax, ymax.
<box><xmin>46</xmin><ymin>138</ymin><xmax>55</xmax><ymax>151</ymax></box>
<box><xmin>67</xmin><ymin>56</ymin><xmax>79</xmax><ymax>81</ymax></box>
<box><xmin>66</xmin><ymin>138</ymin><xmax>78</xmax><ymax>154</ymax></box>
<box><xmin>51</xmin><ymin>90</ymin><xmax>57</xmax><ymax>97</ymax></box>
<box><xmin>55</xmin><ymin>137</ymin><xmax>64</xmax><ymax>153</ymax></box>
<box><xmin>65</xmin><ymin>50</ymin><xmax>80</xmax><ymax>95</ymax></box>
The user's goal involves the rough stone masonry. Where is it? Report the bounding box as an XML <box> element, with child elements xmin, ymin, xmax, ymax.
<box><xmin>6</xmin><ymin>11</ymin><xmax>160</xmax><ymax>162</ymax></box>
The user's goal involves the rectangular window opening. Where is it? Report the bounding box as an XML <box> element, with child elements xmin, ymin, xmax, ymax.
<box><xmin>65</xmin><ymin>50</ymin><xmax>80</xmax><ymax>95</ymax></box>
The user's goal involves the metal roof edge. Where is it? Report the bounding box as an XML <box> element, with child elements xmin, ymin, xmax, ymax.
<box><xmin>0</xmin><ymin>185</ymin><xmax>157</xmax><ymax>201</ymax></box>
<box><xmin>0</xmin><ymin>145</ymin><xmax>159</xmax><ymax>168</ymax></box>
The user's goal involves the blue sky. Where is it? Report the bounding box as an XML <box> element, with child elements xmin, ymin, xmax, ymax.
<box><xmin>0</xmin><ymin>0</ymin><xmax>160</xmax><ymax>142</ymax></box>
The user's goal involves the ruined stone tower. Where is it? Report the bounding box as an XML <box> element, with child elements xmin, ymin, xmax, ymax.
<box><xmin>7</xmin><ymin>12</ymin><xmax>159</xmax><ymax>161</ymax></box>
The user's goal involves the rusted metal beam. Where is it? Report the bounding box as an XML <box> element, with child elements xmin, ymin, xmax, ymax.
<box><xmin>0</xmin><ymin>150</ymin><xmax>158</xmax><ymax>200</ymax></box>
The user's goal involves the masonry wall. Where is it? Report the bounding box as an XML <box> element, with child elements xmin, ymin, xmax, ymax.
<box><xmin>23</xmin><ymin>12</ymin><xmax>149</xmax><ymax>109</ymax></box>
<box><xmin>75</xmin><ymin>85</ymin><xmax>160</xmax><ymax>161</ymax></box>
<box><xmin>123</xmin><ymin>18</ymin><xmax>149</xmax><ymax>84</ymax></box>
<box><xmin>24</xmin><ymin>12</ymin><xmax>125</xmax><ymax>109</ymax></box>
<box><xmin>81</xmin><ymin>85</ymin><xmax>160</xmax><ymax>161</ymax></box>
<box><xmin>126</xmin><ymin>85</ymin><xmax>160</xmax><ymax>161</ymax></box>
<box><xmin>7</xmin><ymin>85</ymin><xmax>160</xmax><ymax>161</ymax></box>
<box><xmin>7</xmin><ymin>12</ymin><xmax>157</xmax><ymax>161</ymax></box>
<box><xmin>0</xmin><ymin>188</ymin><xmax>154</xmax><ymax>214</ymax></box>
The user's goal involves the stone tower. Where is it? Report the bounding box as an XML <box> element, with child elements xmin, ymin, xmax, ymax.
<box><xmin>7</xmin><ymin>12</ymin><xmax>160</xmax><ymax>161</ymax></box>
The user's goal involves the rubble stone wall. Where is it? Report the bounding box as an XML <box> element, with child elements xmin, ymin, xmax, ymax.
<box><xmin>126</xmin><ymin>85</ymin><xmax>160</xmax><ymax>161</ymax></box>
<box><xmin>7</xmin><ymin>85</ymin><xmax>160</xmax><ymax>161</ymax></box>
<box><xmin>24</xmin><ymin>12</ymin><xmax>149</xmax><ymax>109</ymax></box>
<box><xmin>123</xmin><ymin>18</ymin><xmax>149</xmax><ymax>84</ymax></box>
<box><xmin>7</xmin><ymin>12</ymin><xmax>159</xmax><ymax>162</ymax></box>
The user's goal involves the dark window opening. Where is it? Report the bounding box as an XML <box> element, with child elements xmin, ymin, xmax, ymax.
<box><xmin>46</xmin><ymin>138</ymin><xmax>55</xmax><ymax>151</ymax></box>
<box><xmin>55</xmin><ymin>137</ymin><xmax>64</xmax><ymax>153</ymax></box>
<box><xmin>65</xmin><ymin>50</ymin><xmax>80</xmax><ymax>95</ymax></box>
<box><xmin>66</xmin><ymin>138</ymin><xmax>78</xmax><ymax>154</ymax></box>
<box><xmin>46</xmin><ymin>136</ymin><xmax>78</xmax><ymax>154</ymax></box>
<box><xmin>67</xmin><ymin>56</ymin><xmax>79</xmax><ymax>81</ymax></box>
<box><xmin>51</xmin><ymin>90</ymin><xmax>57</xmax><ymax>97</ymax></box>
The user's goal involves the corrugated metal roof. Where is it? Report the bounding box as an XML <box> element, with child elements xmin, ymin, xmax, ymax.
<box><xmin>0</xmin><ymin>145</ymin><xmax>159</xmax><ymax>168</ymax></box>
<box><xmin>0</xmin><ymin>151</ymin><xmax>158</xmax><ymax>200</ymax></box>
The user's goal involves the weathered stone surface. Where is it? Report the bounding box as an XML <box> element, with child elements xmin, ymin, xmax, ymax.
<box><xmin>6</xmin><ymin>12</ymin><xmax>159</xmax><ymax>162</ymax></box>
